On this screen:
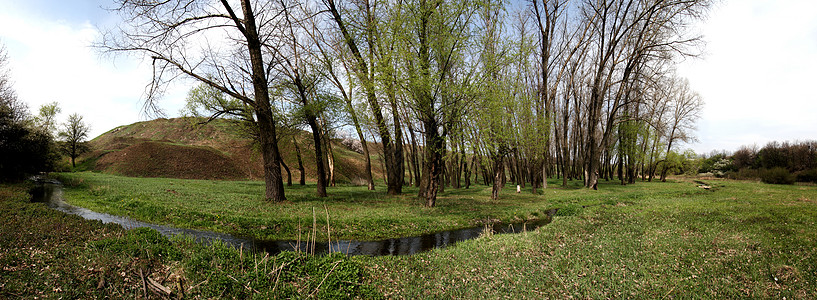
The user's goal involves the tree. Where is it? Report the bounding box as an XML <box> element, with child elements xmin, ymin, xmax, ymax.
<box><xmin>276</xmin><ymin>5</ymin><xmax>330</xmax><ymax>197</ymax></box>
<box><xmin>579</xmin><ymin>0</ymin><xmax>710</xmax><ymax>189</ymax></box>
<box><xmin>58</xmin><ymin>113</ymin><xmax>90</xmax><ymax>168</ymax></box>
<box><xmin>659</xmin><ymin>76</ymin><xmax>703</xmax><ymax>181</ymax></box>
<box><xmin>1</xmin><ymin>44</ymin><xmax>56</xmax><ymax>181</ymax></box>
<box><xmin>102</xmin><ymin>0</ymin><xmax>288</xmax><ymax>201</ymax></box>
<box><xmin>34</xmin><ymin>102</ymin><xmax>61</xmax><ymax>136</ymax></box>
<box><xmin>313</xmin><ymin>36</ymin><xmax>376</xmax><ymax>190</ymax></box>
<box><xmin>324</xmin><ymin>0</ymin><xmax>405</xmax><ymax>195</ymax></box>
<box><xmin>472</xmin><ymin>0</ymin><xmax>515</xmax><ymax>200</ymax></box>
<box><xmin>0</xmin><ymin>44</ymin><xmax>17</xmax><ymax>112</ymax></box>
<box><xmin>398</xmin><ymin>0</ymin><xmax>479</xmax><ymax>206</ymax></box>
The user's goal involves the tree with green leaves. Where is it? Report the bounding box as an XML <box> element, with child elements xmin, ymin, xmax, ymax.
<box><xmin>398</xmin><ymin>0</ymin><xmax>480</xmax><ymax>206</ymax></box>
<box><xmin>324</xmin><ymin>0</ymin><xmax>406</xmax><ymax>195</ymax></box>
<box><xmin>34</xmin><ymin>101</ymin><xmax>61</xmax><ymax>136</ymax></box>
<box><xmin>471</xmin><ymin>0</ymin><xmax>516</xmax><ymax>200</ymax></box>
<box><xmin>58</xmin><ymin>113</ymin><xmax>90</xmax><ymax>168</ymax></box>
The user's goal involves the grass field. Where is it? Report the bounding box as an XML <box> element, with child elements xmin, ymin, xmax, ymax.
<box><xmin>368</xmin><ymin>180</ymin><xmax>817</xmax><ymax>298</ymax></box>
<box><xmin>5</xmin><ymin>172</ymin><xmax>816</xmax><ymax>298</ymax></box>
<box><xmin>56</xmin><ymin>172</ymin><xmax>563</xmax><ymax>241</ymax></box>
<box><xmin>0</xmin><ymin>182</ymin><xmax>374</xmax><ymax>299</ymax></box>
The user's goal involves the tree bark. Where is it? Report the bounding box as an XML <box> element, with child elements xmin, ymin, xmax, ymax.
<box><xmin>491</xmin><ymin>151</ymin><xmax>505</xmax><ymax>200</ymax></box>
<box><xmin>320</xmin><ymin>117</ymin><xmax>336</xmax><ymax>187</ymax></box>
<box><xmin>280</xmin><ymin>153</ymin><xmax>292</xmax><ymax>186</ymax></box>
<box><xmin>293</xmin><ymin>136</ymin><xmax>306</xmax><ymax>185</ymax></box>
<box><xmin>305</xmin><ymin>116</ymin><xmax>327</xmax><ymax>196</ymax></box>
<box><xmin>239</xmin><ymin>0</ymin><xmax>285</xmax><ymax>201</ymax></box>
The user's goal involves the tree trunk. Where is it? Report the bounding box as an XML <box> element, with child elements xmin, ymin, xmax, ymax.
<box><xmin>387</xmin><ymin>94</ymin><xmax>404</xmax><ymax>193</ymax></box>
<box><xmin>464</xmin><ymin>154</ymin><xmax>472</xmax><ymax>189</ymax></box>
<box><xmin>361</xmin><ymin>140</ymin><xmax>374</xmax><ymax>190</ymax></box>
<box><xmin>293</xmin><ymin>136</ymin><xmax>306</xmax><ymax>185</ymax></box>
<box><xmin>280</xmin><ymin>155</ymin><xmax>292</xmax><ymax>186</ymax></box>
<box><xmin>407</xmin><ymin>124</ymin><xmax>421</xmax><ymax>187</ymax></box>
<box><xmin>320</xmin><ymin>117</ymin><xmax>336</xmax><ymax>187</ymax></box>
<box><xmin>305</xmin><ymin>116</ymin><xmax>327</xmax><ymax>197</ymax></box>
<box><xmin>420</xmin><ymin>129</ymin><xmax>444</xmax><ymax>207</ymax></box>
<box><xmin>241</xmin><ymin>0</ymin><xmax>284</xmax><ymax>201</ymax></box>
<box><xmin>491</xmin><ymin>152</ymin><xmax>505</xmax><ymax>200</ymax></box>
<box><xmin>405</xmin><ymin>147</ymin><xmax>413</xmax><ymax>186</ymax></box>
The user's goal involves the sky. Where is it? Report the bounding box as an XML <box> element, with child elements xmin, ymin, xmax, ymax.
<box><xmin>1</xmin><ymin>0</ymin><xmax>815</xmax><ymax>154</ymax></box>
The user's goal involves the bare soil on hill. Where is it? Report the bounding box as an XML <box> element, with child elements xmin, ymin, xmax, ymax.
<box><xmin>94</xmin><ymin>141</ymin><xmax>245</xmax><ymax>180</ymax></box>
<box><xmin>80</xmin><ymin>117</ymin><xmax>382</xmax><ymax>182</ymax></box>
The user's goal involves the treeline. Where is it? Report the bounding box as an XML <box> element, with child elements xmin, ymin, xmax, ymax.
<box><xmin>104</xmin><ymin>0</ymin><xmax>712</xmax><ymax>204</ymax></box>
<box><xmin>701</xmin><ymin>141</ymin><xmax>817</xmax><ymax>184</ymax></box>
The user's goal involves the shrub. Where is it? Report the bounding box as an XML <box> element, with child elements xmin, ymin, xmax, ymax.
<box><xmin>759</xmin><ymin>167</ymin><xmax>795</xmax><ymax>185</ymax></box>
<box><xmin>795</xmin><ymin>168</ymin><xmax>817</xmax><ymax>183</ymax></box>
<box><xmin>340</xmin><ymin>137</ymin><xmax>364</xmax><ymax>154</ymax></box>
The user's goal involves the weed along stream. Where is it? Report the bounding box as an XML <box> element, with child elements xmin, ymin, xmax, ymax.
<box><xmin>30</xmin><ymin>179</ymin><xmax>557</xmax><ymax>256</ymax></box>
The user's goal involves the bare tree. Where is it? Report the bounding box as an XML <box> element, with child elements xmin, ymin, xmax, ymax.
<box><xmin>579</xmin><ymin>0</ymin><xmax>710</xmax><ymax>189</ymax></box>
<box><xmin>0</xmin><ymin>43</ymin><xmax>26</xmax><ymax>124</ymax></box>
<box><xmin>101</xmin><ymin>0</ymin><xmax>288</xmax><ymax>201</ymax></box>
<box><xmin>276</xmin><ymin>2</ymin><xmax>329</xmax><ymax>197</ymax></box>
<box><xmin>659</xmin><ymin>75</ymin><xmax>702</xmax><ymax>181</ymax></box>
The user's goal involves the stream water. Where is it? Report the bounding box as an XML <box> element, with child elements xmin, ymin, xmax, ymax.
<box><xmin>30</xmin><ymin>180</ymin><xmax>556</xmax><ymax>256</ymax></box>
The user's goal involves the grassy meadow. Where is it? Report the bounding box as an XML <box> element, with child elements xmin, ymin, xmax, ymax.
<box><xmin>3</xmin><ymin>172</ymin><xmax>816</xmax><ymax>298</ymax></box>
<box><xmin>368</xmin><ymin>180</ymin><xmax>817</xmax><ymax>298</ymax></box>
<box><xmin>0</xmin><ymin>182</ymin><xmax>376</xmax><ymax>299</ymax></box>
<box><xmin>55</xmin><ymin>172</ymin><xmax>560</xmax><ymax>241</ymax></box>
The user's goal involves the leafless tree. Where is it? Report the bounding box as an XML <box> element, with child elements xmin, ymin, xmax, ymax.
<box><xmin>100</xmin><ymin>0</ymin><xmax>290</xmax><ymax>201</ymax></box>
<box><xmin>0</xmin><ymin>43</ymin><xmax>26</xmax><ymax>124</ymax></box>
<box><xmin>579</xmin><ymin>0</ymin><xmax>710</xmax><ymax>189</ymax></box>
<box><xmin>659</xmin><ymin>75</ymin><xmax>702</xmax><ymax>181</ymax></box>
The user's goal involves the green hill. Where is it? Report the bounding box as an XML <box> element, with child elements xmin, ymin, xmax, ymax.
<box><xmin>78</xmin><ymin>117</ymin><xmax>383</xmax><ymax>183</ymax></box>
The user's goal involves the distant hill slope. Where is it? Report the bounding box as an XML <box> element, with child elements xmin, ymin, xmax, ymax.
<box><xmin>79</xmin><ymin>117</ymin><xmax>383</xmax><ymax>183</ymax></box>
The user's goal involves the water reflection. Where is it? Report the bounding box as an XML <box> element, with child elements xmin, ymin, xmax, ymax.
<box><xmin>31</xmin><ymin>180</ymin><xmax>555</xmax><ymax>256</ymax></box>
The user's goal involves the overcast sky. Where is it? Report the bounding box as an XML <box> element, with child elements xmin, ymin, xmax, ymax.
<box><xmin>1</xmin><ymin>0</ymin><xmax>815</xmax><ymax>154</ymax></box>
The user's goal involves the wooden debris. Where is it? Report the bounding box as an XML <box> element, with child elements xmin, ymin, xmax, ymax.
<box><xmin>147</xmin><ymin>277</ymin><xmax>172</xmax><ymax>296</ymax></box>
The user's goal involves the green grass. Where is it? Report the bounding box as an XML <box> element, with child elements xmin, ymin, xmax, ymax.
<box><xmin>9</xmin><ymin>172</ymin><xmax>817</xmax><ymax>298</ymax></box>
<box><xmin>56</xmin><ymin>172</ymin><xmax>561</xmax><ymax>241</ymax></box>
<box><xmin>367</xmin><ymin>179</ymin><xmax>817</xmax><ymax>298</ymax></box>
<box><xmin>0</xmin><ymin>182</ymin><xmax>375</xmax><ymax>299</ymax></box>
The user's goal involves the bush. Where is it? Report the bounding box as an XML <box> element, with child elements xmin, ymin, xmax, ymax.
<box><xmin>795</xmin><ymin>168</ymin><xmax>817</xmax><ymax>183</ymax></box>
<box><xmin>759</xmin><ymin>167</ymin><xmax>795</xmax><ymax>185</ymax></box>
<box><xmin>340</xmin><ymin>137</ymin><xmax>364</xmax><ymax>154</ymax></box>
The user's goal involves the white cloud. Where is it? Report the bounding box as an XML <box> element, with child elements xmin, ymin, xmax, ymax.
<box><xmin>0</xmin><ymin>9</ymin><xmax>189</xmax><ymax>139</ymax></box>
<box><xmin>678</xmin><ymin>0</ymin><xmax>817</xmax><ymax>154</ymax></box>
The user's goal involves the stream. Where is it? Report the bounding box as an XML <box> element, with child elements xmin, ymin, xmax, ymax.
<box><xmin>30</xmin><ymin>179</ymin><xmax>556</xmax><ymax>256</ymax></box>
